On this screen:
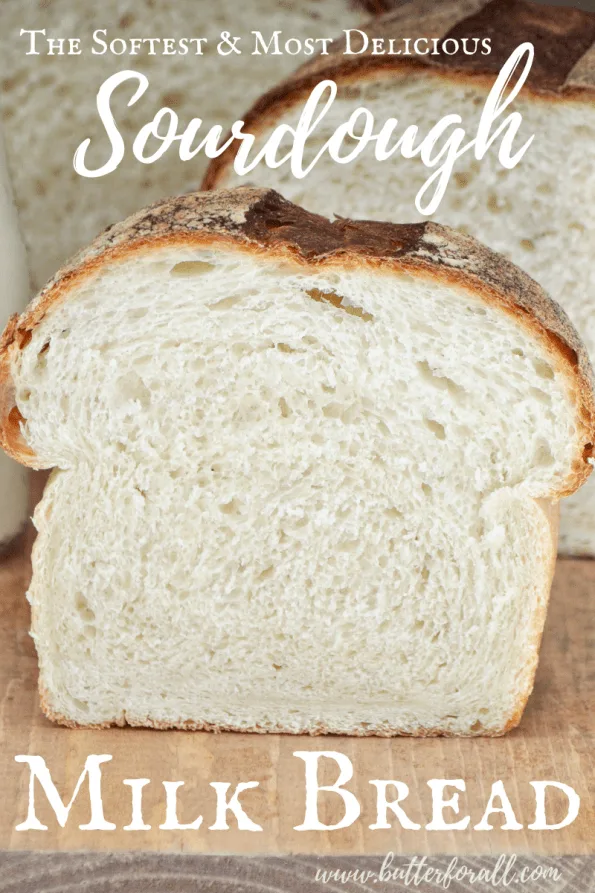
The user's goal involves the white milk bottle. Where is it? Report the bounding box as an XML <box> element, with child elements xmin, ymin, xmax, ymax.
<box><xmin>0</xmin><ymin>127</ymin><xmax>30</xmax><ymax>550</ymax></box>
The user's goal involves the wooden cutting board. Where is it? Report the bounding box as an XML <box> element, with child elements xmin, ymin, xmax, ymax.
<box><xmin>0</xmin><ymin>538</ymin><xmax>593</xmax><ymax>856</ymax></box>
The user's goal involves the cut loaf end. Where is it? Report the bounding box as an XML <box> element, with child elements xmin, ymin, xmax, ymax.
<box><xmin>205</xmin><ymin>0</ymin><xmax>595</xmax><ymax>556</ymax></box>
<box><xmin>0</xmin><ymin>189</ymin><xmax>592</xmax><ymax>735</ymax></box>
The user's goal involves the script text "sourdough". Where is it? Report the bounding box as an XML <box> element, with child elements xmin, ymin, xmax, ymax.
<box><xmin>73</xmin><ymin>43</ymin><xmax>535</xmax><ymax>216</ymax></box>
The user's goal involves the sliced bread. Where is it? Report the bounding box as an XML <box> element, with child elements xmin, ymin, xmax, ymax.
<box><xmin>205</xmin><ymin>0</ymin><xmax>595</xmax><ymax>556</ymax></box>
<box><xmin>0</xmin><ymin>188</ymin><xmax>593</xmax><ymax>735</ymax></box>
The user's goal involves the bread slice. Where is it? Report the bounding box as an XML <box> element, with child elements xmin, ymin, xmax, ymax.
<box><xmin>205</xmin><ymin>0</ymin><xmax>595</xmax><ymax>556</ymax></box>
<box><xmin>0</xmin><ymin>188</ymin><xmax>593</xmax><ymax>735</ymax></box>
<box><xmin>1</xmin><ymin>0</ymin><xmax>395</xmax><ymax>292</ymax></box>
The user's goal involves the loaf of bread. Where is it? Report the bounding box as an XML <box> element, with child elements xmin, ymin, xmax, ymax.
<box><xmin>1</xmin><ymin>0</ymin><xmax>394</xmax><ymax>291</ymax></box>
<box><xmin>205</xmin><ymin>0</ymin><xmax>595</xmax><ymax>556</ymax></box>
<box><xmin>1</xmin><ymin>188</ymin><xmax>592</xmax><ymax>734</ymax></box>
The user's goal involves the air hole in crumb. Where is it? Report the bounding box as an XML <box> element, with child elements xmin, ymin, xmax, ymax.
<box><xmin>486</xmin><ymin>191</ymin><xmax>508</xmax><ymax>214</ymax></box>
<box><xmin>219</xmin><ymin>498</ymin><xmax>241</xmax><ymax>515</ymax></box>
<box><xmin>532</xmin><ymin>358</ymin><xmax>554</xmax><ymax>380</ymax></box>
<box><xmin>258</xmin><ymin>566</ymin><xmax>274</xmax><ymax>581</ymax></box>
<box><xmin>529</xmin><ymin>387</ymin><xmax>550</xmax><ymax>405</ymax></box>
<box><xmin>35</xmin><ymin>341</ymin><xmax>50</xmax><ymax>370</ymax></box>
<box><xmin>208</xmin><ymin>295</ymin><xmax>242</xmax><ymax>311</ymax></box>
<box><xmin>421</xmin><ymin>483</ymin><xmax>432</xmax><ymax>497</ymax></box>
<box><xmin>536</xmin><ymin>181</ymin><xmax>553</xmax><ymax>195</ymax></box>
<box><xmin>466</xmin><ymin>304</ymin><xmax>487</xmax><ymax>316</ymax></box>
<box><xmin>454</xmin><ymin>171</ymin><xmax>472</xmax><ymax>189</ymax></box>
<box><xmin>71</xmin><ymin>698</ymin><xmax>90</xmax><ymax>713</ymax></box>
<box><xmin>305</xmin><ymin>288</ymin><xmax>373</xmax><ymax>322</ymax></box>
<box><xmin>424</xmin><ymin>418</ymin><xmax>446</xmax><ymax>440</ymax></box>
<box><xmin>511</xmin><ymin>347</ymin><xmax>524</xmax><ymax>357</ymax></box>
<box><xmin>520</xmin><ymin>239</ymin><xmax>535</xmax><ymax>252</ymax></box>
<box><xmin>341</xmin><ymin>405</ymin><xmax>358</xmax><ymax>424</ymax></box>
<box><xmin>417</xmin><ymin>361</ymin><xmax>464</xmax><ymax>396</ymax></box>
<box><xmin>338</xmin><ymin>539</ymin><xmax>358</xmax><ymax>552</ymax></box>
<box><xmin>534</xmin><ymin>441</ymin><xmax>554</xmax><ymax>466</ymax></box>
<box><xmin>470</xmin><ymin>720</ymin><xmax>483</xmax><ymax>733</ymax></box>
<box><xmin>171</xmin><ymin>261</ymin><xmax>215</xmax><ymax>277</ymax></box>
<box><xmin>75</xmin><ymin>594</ymin><xmax>95</xmax><ymax>624</ymax></box>
<box><xmin>272</xmin><ymin>663</ymin><xmax>283</xmax><ymax>671</ymax></box>
<box><xmin>276</xmin><ymin>342</ymin><xmax>297</xmax><ymax>353</ymax></box>
<box><xmin>115</xmin><ymin>372</ymin><xmax>151</xmax><ymax>409</ymax></box>
<box><xmin>411</xmin><ymin>321</ymin><xmax>438</xmax><ymax>337</ymax></box>
<box><xmin>322</xmin><ymin>402</ymin><xmax>343</xmax><ymax>419</ymax></box>
<box><xmin>127</xmin><ymin>307</ymin><xmax>148</xmax><ymax>320</ymax></box>
<box><xmin>279</xmin><ymin>397</ymin><xmax>291</xmax><ymax>418</ymax></box>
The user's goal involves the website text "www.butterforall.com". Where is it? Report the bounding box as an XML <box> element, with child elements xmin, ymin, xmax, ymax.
<box><xmin>314</xmin><ymin>854</ymin><xmax>562</xmax><ymax>888</ymax></box>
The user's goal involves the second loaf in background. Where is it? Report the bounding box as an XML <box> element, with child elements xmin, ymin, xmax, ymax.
<box><xmin>205</xmin><ymin>0</ymin><xmax>595</xmax><ymax>556</ymax></box>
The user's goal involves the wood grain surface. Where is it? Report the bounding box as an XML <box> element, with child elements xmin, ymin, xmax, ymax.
<box><xmin>0</xmin><ymin>853</ymin><xmax>593</xmax><ymax>893</ymax></box>
<box><xmin>0</xmin><ymin>539</ymin><xmax>593</xmax><ymax>857</ymax></box>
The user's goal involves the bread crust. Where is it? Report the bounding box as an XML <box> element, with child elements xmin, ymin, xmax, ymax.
<box><xmin>1</xmin><ymin>188</ymin><xmax>593</xmax><ymax>499</ymax></box>
<box><xmin>202</xmin><ymin>0</ymin><xmax>595</xmax><ymax>191</ymax></box>
<box><xmin>35</xmin><ymin>689</ymin><xmax>526</xmax><ymax>736</ymax></box>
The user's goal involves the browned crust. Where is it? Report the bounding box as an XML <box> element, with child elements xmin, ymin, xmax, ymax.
<box><xmin>1</xmin><ymin>187</ymin><xmax>593</xmax><ymax>497</ymax></box>
<box><xmin>269</xmin><ymin>0</ymin><xmax>595</xmax><ymax>96</ymax></box>
<box><xmin>202</xmin><ymin>0</ymin><xmax>595</xmax><ymax>191</ymax></box>
<box><xmin>352</xmin><ymin>0</ymin><xmax>410</xmax><ymax>13</ymax></box>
